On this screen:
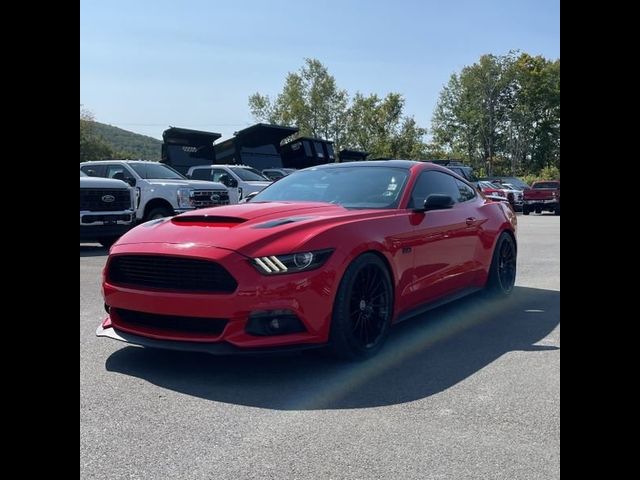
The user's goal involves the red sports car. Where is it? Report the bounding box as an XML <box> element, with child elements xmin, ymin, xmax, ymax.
<box><xmin>97</xmin><ymin>160</ymin><xmax>517</xmax><ymax>360</ymax></box>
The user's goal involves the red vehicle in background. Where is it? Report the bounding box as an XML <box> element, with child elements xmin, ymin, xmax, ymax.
<box><xmin>478</xmin><ymin>181</ymin><xmax>507</xmax><ymax>199</ymax></box>
<box><xmin>523</xmin><ymin>180</ymin><xmax>560</xmax><ymax>215</ymax></box>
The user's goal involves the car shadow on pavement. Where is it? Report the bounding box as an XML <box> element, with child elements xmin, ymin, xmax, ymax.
<box><xmin>80</xmin><ymin>245</ymin><xmax>108</xmax><ymax>257</ymax></box>
<box><xmin>105</xmin><ymin>286</ymin><xmax>559</xmax><ymax>410</ymax></box>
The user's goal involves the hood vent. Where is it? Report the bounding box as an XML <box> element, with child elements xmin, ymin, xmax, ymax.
<box><xmin>172</xmin><ymin>215</ymin><xmax>247</xmax><ymax>225</ymax></box>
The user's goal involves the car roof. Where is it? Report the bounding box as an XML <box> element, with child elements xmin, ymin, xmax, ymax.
<box><xmin>80</xmin><ymin>160</ymin><xmax>151</xmax><ymax>164</ymax></box>
<box><xmin>313</xmin><ymin>160</ymin><xmax>422</xmax><ymax>170</ymax></box>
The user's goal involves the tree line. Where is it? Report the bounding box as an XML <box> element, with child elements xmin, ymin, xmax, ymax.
<box><xmin>249</xmin><ymin>54</ymin><xmax>559</xmax><ymax>178</ymax></box>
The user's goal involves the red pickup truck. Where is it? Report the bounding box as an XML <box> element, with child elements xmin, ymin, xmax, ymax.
<box><xmin>523</xmin><ymin>180</ymin><xmax>560</xmax><ymax>215</ymax></box>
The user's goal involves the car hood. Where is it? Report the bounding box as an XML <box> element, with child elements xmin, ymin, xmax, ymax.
<box><xmin>145</xmin><ymin>179</ymin><xmax>226</xmax><ymax>189</ymax></box>
<box><xmin>80</xmin><ymin>177</ymin><xmax>130</xmax><ymax>189</ymax></box>
<box><xmin>113</xmin><ymin>201</ymin><xmax>383</xmax><ymax>256</ymax></box>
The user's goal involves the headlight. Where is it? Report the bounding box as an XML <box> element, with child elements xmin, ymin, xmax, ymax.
<box><xmin>251</xmin><ymin>249</ymin><xmax>334</xmax><ymax>275</ymax></box>
<box><xmin>177</xmin><ymin>188</ymin><xmax>192</xmax><ymax>208</ymax></box>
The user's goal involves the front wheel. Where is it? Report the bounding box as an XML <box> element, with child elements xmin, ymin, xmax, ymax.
<box><xmin>98</xmin><ymin>237</ymin><xmax>118</xmax><ymax>248</ymax></box>
<box><xmin>486</xmin><ymin>232</ymin><xmax>517</xmax><ymax>296</ymax></box>
<box><xmin>522</xmin><ymin>205</ymin><xmax>530</xmax><ymax>215</ymax></box>
<box><xmin>329</xmin><ymin>253</ymin><xmax>393</xmax><ymax>360</ymax></box>
<box><xmin>145</xmin><ymin>206</ymin><xmax>173</xmax><ymax>221</ymax></box>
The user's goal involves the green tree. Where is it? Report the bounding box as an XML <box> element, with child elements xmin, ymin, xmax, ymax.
<box><xmin>249</xmin><ymin>58</ymin><xmax>349</xmax><ymax>149</ymax></box>
<box><xmin>345</xmin><ymin>93</ymin><xmax>426</xmax><ymax>159</ymax></box>
<box><xmin>80</xmin><ymin>108</ymin><xmax>115</xmax><ymax>161</ymax></box>
<box><xmin>431</xmin><ymin>52</ymin><xmax>560</xmax><ymax>177</ymax></box>
<box><xmin>249</xmin><ymin>58</ymin><xmax>427</xmax><ymax>157</ymax></box>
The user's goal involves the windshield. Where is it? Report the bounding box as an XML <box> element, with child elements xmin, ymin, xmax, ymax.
<box><xmin>252</xmin><ymin>166</ymin><xmax>409</xmax><ymax>209</ymax></box>
<box><xmin>533</xmin><ymin>181</ymin><xmax>560</xmax><ymax>189</ymax></box>
<box><xmin>229</xmin><ymin>167</ymin><xmax>269</xmax><ymax>181</ymax></box>
<box><xmin>130</xmin><ymin>163</ymin><xmax>186</xmax><ymax>180</ymax></box>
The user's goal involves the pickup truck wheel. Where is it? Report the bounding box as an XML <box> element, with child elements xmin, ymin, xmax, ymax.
<box><xmin>554</xmin><ymin>206</ymin><xmax>560</xmax><ymax>216</ymax></box>
<box><xmin>522</xmin><ymin>206</ymin><xmax>530</xmax><ymax>215</ymax></box>
<box><xmin>146</xmin><ymin>206</ymin><xmax>173</xmax><ymax>221</ymax></box>
<box><xmin>98</xmin><ymin>237</ymin><xmax>118</xmax><ymax>248</ymax></box>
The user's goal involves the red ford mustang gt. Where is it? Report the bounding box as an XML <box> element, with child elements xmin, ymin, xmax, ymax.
<box><xmin>97</xmin><ymin>160</ymin><xmax>517</xmax><ymax>360</ymax></box>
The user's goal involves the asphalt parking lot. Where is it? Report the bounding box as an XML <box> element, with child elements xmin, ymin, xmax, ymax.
<box><xmin>80</xmin><ymin>213</ymin><xmax>559</xmax><ymax>480</ymax></box>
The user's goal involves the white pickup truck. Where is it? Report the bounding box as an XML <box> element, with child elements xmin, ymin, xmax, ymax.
<box><xmin>80</xmin><ymin>160</ymin><xmax>230</xmax><ymax>222</ymax></box>
<box><xmin>186</xmin><ymin>164</ymin><xmax>272</xmax><ymax>203</ymax></box>
<box><xmin>80</xmin><ymin>171</ymin><xmax>135</xmax><ymax>247</ymax></box>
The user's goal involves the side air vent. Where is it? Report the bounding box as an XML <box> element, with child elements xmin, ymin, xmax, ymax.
<box><xmin>254</xmin><ymin>217</ymin><xmax>313</xmax><ymax>229</ymax></box>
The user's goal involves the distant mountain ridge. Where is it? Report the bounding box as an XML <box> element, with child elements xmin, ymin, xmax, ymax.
<box><xmin>91</xmin><ymin>121</ymin><xmax>162</xmax><ymax>160</ymax></box>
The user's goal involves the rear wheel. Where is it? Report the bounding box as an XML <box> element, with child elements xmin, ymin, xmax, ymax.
<box><xmin>486</xmin><ymin>233</ymin><xmax>517</xmax><ymax>296</ymax></box>
<box><xmin>522</xmin><ymin>205</ymin><xmax>530</xmax><ymax>215</ymax></box>
<box><xmin>555</xmin><ymin>205</ymin><xmax>560</xmax><ymax>216</ymax></box>
<box><xmin>329</xmin><ymin>253</ymin><xmax>393</xmax><ymax>360</ymax></box>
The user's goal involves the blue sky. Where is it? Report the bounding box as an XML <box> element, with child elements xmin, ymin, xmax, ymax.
<box><xmin>80</xmin><ymin>0</ymin><xmax>559</xmax><ymax>141</ymax></box>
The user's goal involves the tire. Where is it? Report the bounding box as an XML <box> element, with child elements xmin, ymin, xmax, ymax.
<box><xmin>145</xmin><ymin>206</ymin><xmax>173</xmax><ymax>221</ymax></box>
<box><xmin>522</xmin><ymin>206</ymin><xmax>530</xmax><ymax>215</ymax></box>
<box><xmin>535</xmin><ymin>209</ymin><xmax>541</xmax><ymax>214</ymax></box>
<box><xmin>486</xmin><ymin>232</ymin><xmax>517</xmax><ymax>296</ymax></box>
<box><xmin>329</xmin><ymin>253</ymin><xmax>394</xmax><ymax>360</ymax></box>
<box><xmin>98</xmin><ymin>237</ymin><xmax>118</xmax><ymax>248</ymax></box>
<box><xmin>554</xmin><ymin>206</ymin><xmax>560</xmax><ymax>216</ymax></box>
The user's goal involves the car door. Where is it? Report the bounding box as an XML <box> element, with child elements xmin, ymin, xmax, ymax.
<box><xmin>407</xmin><ymin>170</ymin><xmax>482</xmax><ymax>305</ymax></box>
<box><xmin>211</xmin><ymin>168</ymin><xmax>240</xmax><ymax>203</ymax></box>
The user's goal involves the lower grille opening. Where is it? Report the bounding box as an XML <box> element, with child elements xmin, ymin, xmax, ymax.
<box><xmin>112</xmin><ymin>308</ymin><xmax>228</xmax><ymax>336</ymax></box>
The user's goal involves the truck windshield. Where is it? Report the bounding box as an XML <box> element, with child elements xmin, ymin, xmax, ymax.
<box><xmin>229</xmin><ymin>167</ymin><xmax>269</xmax><ymax>181</ymax></box>
<box><xmin>130</xmin><ymin>163</ymin><xmax>186</xmax><ymax>180</ymax></box>
<box><xmin>533</xmin><ymin>182</ymin><xmax>559</xmax><ymax>189</ymax></box>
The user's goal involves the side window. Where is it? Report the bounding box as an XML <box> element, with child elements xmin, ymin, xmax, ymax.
<box><xmin>409</xmin><ymin>171</ymin><xmax>461</xmax><ymax>208</ymax></box>
<box><xmin>211</xmin><ymin>169</ymin><xmax>228</xmax><ymax>183</ymax></box>
<box><xmin>303</xmin><ymin>141</ymin><xmax>312</xmax><ymax>157</ymax></box>
<box><xmin>105</xmin><ymin>165</ymin><xmax>135</xmax><ymax>183</ymax></box>
<box><xmin>190</xmin><ymin>168</ymin><xmax>212</xmax><ymax>181</ymax></box>
<box><xmin>313</xmin><ymin>142</ymin><xmax>325</xmax><ymax>159</ymax></box>
<box><xmin>456</xmin><ymin>179</ymin><xmax>477</xmax><ymax>202</ymax></box>
<box><xmin>80</xmin><ymin>165</ymin><xmax>104</xmax><ymax>177</ymax></box>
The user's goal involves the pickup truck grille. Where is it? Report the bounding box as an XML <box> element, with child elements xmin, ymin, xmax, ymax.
<box><xmin>192</xmin><ymin>190</ymin><xmax>230</xmax><ymax>208</ymax></box>
<box><xmin>80</xmin><ymin>188</ymin><xmax>132</xmax><ymax>212</ymax></box>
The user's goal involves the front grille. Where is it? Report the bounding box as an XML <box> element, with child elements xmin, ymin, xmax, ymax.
<box><xmin>81</xmin><ymin>213</ymin><xmax>132</xmax><ymax>224</ymax></box>
<box><xmin>108</xmin><ymin>255</ymin><xmax>238</xmax><ymax>293</ymax></box>
<box><xmin>113</xmin><ymin>308</ymin><xmax>228</xmax><ymax>335</ymax></box>
<box><xmin>80</xmin><ymin>188</ymin><xmax>132</xmax><ymax>212</ymax></box>
<box><xmin>192</xmin><ymin>190</ymin><xmax>230</xmax><ymax>208</ymax></box>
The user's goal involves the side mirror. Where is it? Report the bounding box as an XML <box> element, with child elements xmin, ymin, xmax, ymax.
<box><xmin>414</xmin><ymin>194</ymin><xmax>455</xmax><ymax>212</ymax></box>
<box><xmin>125</xmin><ymin>177</ymin><xmax>136</xmax><ymax>187</ymax></box>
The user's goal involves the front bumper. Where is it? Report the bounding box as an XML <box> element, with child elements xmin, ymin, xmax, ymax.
<box><xmin>80</xmin><ymin>211</ymin><xmax>134</xmax><ymax>240</ymax></box>
<box><xmin>96</xmin><ymin>323</ymin><xmax>324</xmax><ymax>355</ymax></box>
<box><xmin>99</xmin><ymin>243</ymin><xmax>341</xmax><ymax>351</ymax></box>
<box><xmin>523</xmin><ymin>199</ymin><xmax>559</xmax><ymax>210</ymax></box>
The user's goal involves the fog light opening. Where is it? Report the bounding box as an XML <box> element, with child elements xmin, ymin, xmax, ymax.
<box><xmin>246</xmin><ymin>310</ymin><xmax>306</xmax><ymax>336</ymax></box>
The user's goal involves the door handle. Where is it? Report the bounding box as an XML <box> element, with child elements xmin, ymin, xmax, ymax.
<box><xmin>466</xmin><ymin>217</ymin><xmax>476</xmax><ymax>225</ymax></box>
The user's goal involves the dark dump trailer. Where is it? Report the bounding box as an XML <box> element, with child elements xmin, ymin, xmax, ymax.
<box><xmin>280</xmin><ymin>136</ymin><xmax>336</xmax><ymax>169</ymax></box>
<box><xmin>337</xmin><ymin>149</ymin><xmax>369</xmax><ymax>162</ymax></box>
<box><xmin>213</xmin><ymin>123</ymin><xmax>298</xmax><ymax>170</ymax></box>
<box><xmin>161</xmin><ymin>123</ymin><xmax>337</xmax><ymax>173</ymax></box>
<box><xmin>160</xmin><ymin>127</ymin><xmax>221</xmax><ymax>176</ymax></box>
